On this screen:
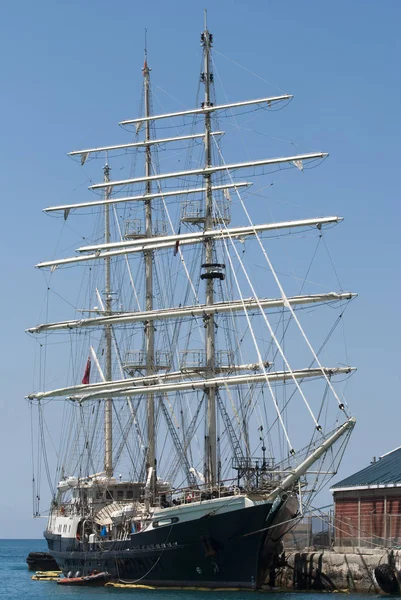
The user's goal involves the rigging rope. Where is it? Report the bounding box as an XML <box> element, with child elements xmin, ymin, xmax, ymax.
<box><xmin>217</xmin><ymin>227</ymin><xmax>294</xmax><ymax>452</ymax></box>
<box><xmin>212</xmin><ymin>135</ymin><xmax>348</xmax><ymax>417</ymax></box>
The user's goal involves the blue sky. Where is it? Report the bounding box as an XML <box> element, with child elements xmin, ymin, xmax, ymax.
<box><xmin>0</xmin><ymin>0</ymin><xmax>400</xmax><ymax>538</ymax></box>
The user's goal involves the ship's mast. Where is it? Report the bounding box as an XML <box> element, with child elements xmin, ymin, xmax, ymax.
<box><xmin>28</xmin><ymin>26</ymin><xmax>358</xmax><ymax>508</ymax></box>
<box><xmin>103</xmin><ymin>163</ymin><xmax>113</xmax><ymax>477</ymax></box>
<box><xmin>202</xmin><ymin>12</ymin><xmax>217</xmax><ymax>488</ymax></box>
<box><xmin>143</xmin><ymin>45</ymin><xmax>156</xmax><ymax>502</ymax></box>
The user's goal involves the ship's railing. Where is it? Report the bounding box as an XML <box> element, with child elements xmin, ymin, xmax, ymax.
<box><xmin>123</xmin><ymin>349</ymin><xmax>172</xmax><ymax>372</ymax></box>
<box><xmin>54</xmin><ymin>486</ymin><xmax>239</xmax><ymax>517</ymax></box>
<box><xmin>180</xmin><ymin>349</ymin><xmax>234</xmax><ymax>370</ymax></box>
<box><xmin>217</xmin><ymin>350</ymin><xmax>235</xmax><ymax>368</ymax></box>
<box><xmin>124</xmin><ymin>218</ymin><xmax>168</xmax><ymax>239</ymax></box>
<box><xmin>156</xmin><ymin>477</ymin><xmax>251</xmax><ymax>509</ymax></box>
<box><xmin>50</xmin><ymin>501</ymin><xmax>75</xmax><ymax>518</ymax></box>
<box><xmin>179</xmin><ymin>349</ymin><xmax>205</xmax><ymax>369</ymax></box>
<box><xmin>232</xmin><ymin>456</ymin><xmax>275</xmax><ymax>471</ymax></box>
<box><xmin>52</xmin><ymin>497</ymin><xmax>141</xmax><ymax>518</ymax></box>
<box><xmin>180</xmin><ymin>198</ymin><xmax>231</xmax><ymax>225</ymax></box>
<box><xmin>53</xmin><ymin>477</ymin><xmax>287</xmax><ymax>520</ymax></box>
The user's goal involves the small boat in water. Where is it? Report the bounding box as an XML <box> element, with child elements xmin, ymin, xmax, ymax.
<box><xmin>57</xmin><ymin>570</ymin><xmax>112</xmax><ymax>586</ymax></box>
<box><xmin>26</xmin><ymin>551</ymin><xmax>59</xmax><ymax>572</ymax></box>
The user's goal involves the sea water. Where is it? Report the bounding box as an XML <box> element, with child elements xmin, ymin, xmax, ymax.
<box><xmin>0</xmin><ymin>539</ymin><xmax>372</xmax><ymax>600</ymax></box>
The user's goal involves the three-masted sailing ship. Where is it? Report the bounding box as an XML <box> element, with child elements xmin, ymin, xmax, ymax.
<box><xmin>27</xmin><ymin>16</ymin><xmax>356</xmax><ymax>589</ymax></box>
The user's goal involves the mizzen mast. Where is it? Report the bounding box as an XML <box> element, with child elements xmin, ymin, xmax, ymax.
<box><xmin>143</xmin><ymin>42</ymin><xmax>156</xmax><ymax>503</ymax></box>
<box><xmin>202</xmin><ymin>12</ymin><xmax>217</xmax><ymax>488</ymax></box>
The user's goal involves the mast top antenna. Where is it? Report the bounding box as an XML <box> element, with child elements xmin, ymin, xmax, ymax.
<box><xmin>204</xmin><ymin>9</ymin><xmax>207</xmax><ymax>30</ymax></box>
<box><xmin>143</xmin><ymin>29</ymin><xmax>150</xmax><ymax>74</ymax></box>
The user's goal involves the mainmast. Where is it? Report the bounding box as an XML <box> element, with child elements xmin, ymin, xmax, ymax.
<box><xmin>104</xmin><ymin>163</ymin><xmax>113</xmax><ymax>478</ymax></box>
<box><xmin>143</xmin><ymin>45</ymin><xmax>156</xmax><ymax>502</ymax></box>
<box><xmin>202</xmin><ymin>12</ymin><xmax>217</xmax><ymax>488</ymax></box>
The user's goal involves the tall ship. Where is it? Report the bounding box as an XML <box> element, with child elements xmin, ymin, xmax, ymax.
<box><xmin>27</xmin><ymin>15</ymin><xmax>356</xmax><ymax>590</ymax></box>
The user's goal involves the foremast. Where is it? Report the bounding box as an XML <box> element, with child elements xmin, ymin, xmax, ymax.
<box><xmin>143</xmin><ymin>49</ymin><xmax>156</xmax><ymax>504</ymax></box>
<box><xmin>202</xmin><ymin>15</ymin><xmax>217</xmax><ymax>488</ymax></box>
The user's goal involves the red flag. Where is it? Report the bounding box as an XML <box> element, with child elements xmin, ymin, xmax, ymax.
<box><xmin>173</xmin><ymin>225</ymin><xmax>181</xmax><ymax>256</ymax></box>
<box><xmin>82</xmin><ymin>357</ymin><xmax>91</xmax><ymax>385</ymax></box>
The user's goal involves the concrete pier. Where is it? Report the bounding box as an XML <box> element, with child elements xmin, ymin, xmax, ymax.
<box><xmin>270</xmin><ymin>549</ymin><xmax>401</xmax><ymax>594</ymax></box>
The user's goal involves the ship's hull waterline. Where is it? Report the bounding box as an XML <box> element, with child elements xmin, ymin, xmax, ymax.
<box><xmin>45</xmin><ymin>495</ymin><xmax>297</xmax><ymax>589</ymax></box>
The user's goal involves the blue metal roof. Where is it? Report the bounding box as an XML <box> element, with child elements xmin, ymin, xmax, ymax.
<box><xmin>332</xmin><ymin>446</ymin><xmax>401</xmax><ymax>489</ymax></box>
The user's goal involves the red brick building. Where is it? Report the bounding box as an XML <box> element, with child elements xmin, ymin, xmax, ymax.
<box><xmin>331</xmin><ymin>446</ymin><xmax>401</xmax><ymax>549</ymax></box>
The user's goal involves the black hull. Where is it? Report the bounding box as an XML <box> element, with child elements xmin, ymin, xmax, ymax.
<box><xmin>45</xmin><ymin>497</ymin><xmax>297</xmax><ymax>589</ymax></box>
